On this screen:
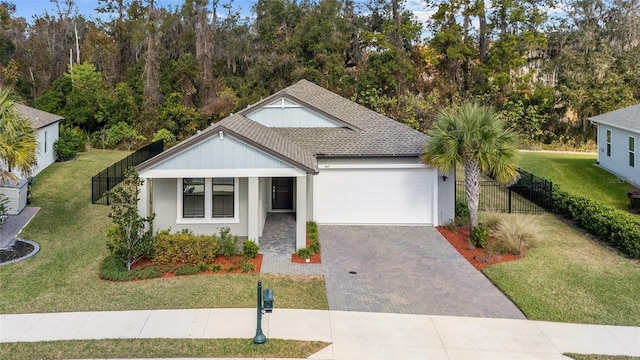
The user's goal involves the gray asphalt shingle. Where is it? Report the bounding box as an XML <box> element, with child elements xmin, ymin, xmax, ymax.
<box><xmin>590</xmin><ymin>103</ymin><xmax>640</xmax><ymax>132</ymax></box>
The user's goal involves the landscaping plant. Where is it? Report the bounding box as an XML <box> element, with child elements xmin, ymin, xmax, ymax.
<box><xmin>422</xmin><ymin>103</ymin><xmax>519</xmax><ymax>245</ymax></box>
<box><xmin>106</xmin><ymin>168</ymin><xmax>155</xmax><ymax>270</ymax></box>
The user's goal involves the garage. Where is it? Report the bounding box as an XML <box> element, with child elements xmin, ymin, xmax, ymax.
<box><xmin>313</xmin><ymin>166</ymin><xmax>436</xmax><ymax>224</ymax></box>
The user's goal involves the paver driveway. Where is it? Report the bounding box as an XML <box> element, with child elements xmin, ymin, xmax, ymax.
<box><xmin>320</xmin><ymin>225</ymin><xmax>526</xmax><ymax>319</ymax></box>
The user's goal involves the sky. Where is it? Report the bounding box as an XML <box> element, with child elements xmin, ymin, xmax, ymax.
<box><xmin>12</xmin><ymin>0</ymin><xmax>432</xmax><ymax>26</ymax></box>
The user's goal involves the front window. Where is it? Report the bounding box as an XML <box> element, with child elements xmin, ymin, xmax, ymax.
<box><xmin>183</xmin><ymin>178</ymin><xmax>205</xmax><ymax>218</ymax></box>
<box><xmin>212</xmin><ymin>178</ymin><xmax>234</xmax><ymax>218</ymax></box>
<box><xmin>630</xmin><ymin>137</ymin><xmax>635</xmax><ymax>168</ymax></box>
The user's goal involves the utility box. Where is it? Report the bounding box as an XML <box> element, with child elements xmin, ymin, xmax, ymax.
<box><xmin>263</xmin><ymin>289</ymin><xmax>274</xmax><ymax>313</ymax></box>
<box><xmin>0</xmin><ymin>179</ymin><xmax>28</xmax><ymax>215</ymax></box>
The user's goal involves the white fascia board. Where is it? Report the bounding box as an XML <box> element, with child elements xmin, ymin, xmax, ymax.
<box><xmin>139</xmin><ymin>167</ymin><xmax>306</xmax><ymax>179</ymax></box>
<box><xmin>318</xmin><ymin>163</ymin><xmax>429</xmax><ymax>170</ymax></box>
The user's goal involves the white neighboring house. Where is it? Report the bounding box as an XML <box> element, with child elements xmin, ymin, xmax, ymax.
<box><xmin>136</xmin><ymin>80</ymin><xmax>455</xmax><ymax>249</ymax></box>
<box><xmin>590</xmin><ymin>104</ymin><xmax>640</xmax><ymax>187</ymax></box>
<box><xmin>0</xmin><ymin>104</ymin><xmax>62</xmax><ymax>215</ymax></box>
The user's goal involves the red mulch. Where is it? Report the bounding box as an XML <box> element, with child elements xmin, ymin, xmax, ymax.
<box><xmin>291</xmin><ymin>236</ymin><xmax>322</xmax><ymax>264</ymax></box>
<box><xmin>131</xmin><ymin>254</ymin><xmax>263</xmax><ymax>278</ymax></box>
<box><xmin>436</xmin><ymin>226</ymin><xmax>521</xmax><ymax>270</ymax></box>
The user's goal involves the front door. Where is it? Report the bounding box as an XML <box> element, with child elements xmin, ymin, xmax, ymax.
<box><xmin>272</xmin><ymin>177</ymin><xmax>293</xmax><ymax>210</ymax></box>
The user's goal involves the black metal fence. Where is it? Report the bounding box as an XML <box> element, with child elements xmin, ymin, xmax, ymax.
<box><xmin>456</xmin><ymin>169</ymin><xmax>553</xmax><ymax>214</ymax></box>
<box><xmin>91</xmin><ymin>140</ymin><xmax>164</xmax><ymax>205</ymax></box>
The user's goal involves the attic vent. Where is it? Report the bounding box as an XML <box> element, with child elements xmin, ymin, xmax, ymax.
<box><xmin>219</xmin><ymin>131</ymin><xmax>224</xmax><ymax>140</ymax></box>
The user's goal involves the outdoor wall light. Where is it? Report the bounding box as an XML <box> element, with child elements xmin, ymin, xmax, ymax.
<box><xmin>442</xmin><ymin>175</ymin><xmax>448</xmax><ymax>182</ymax></box>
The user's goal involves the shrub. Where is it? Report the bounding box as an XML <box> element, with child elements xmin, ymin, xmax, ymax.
<box><xmin>488</xmin><ymin>215</ymin><xmax>539</xmax><ymax>256</ymax></box>
<box><xmin>99</xmin><ymin>255</ymin><xmax>161</xmax><ymax>281</ymax></box>
<box><xmin>218</xmin><ymin>227</ymin><xmax>239</xmax><ymax>258</ymax></box>
<box><xmin>153</xmin><ymin>232</ymin><xmax>219</xmax><ymax>266</ymax></box>
<box><xmin>454</xmin><ymin>200</ymin><xmax>471</xmax><ymax>227</ymax></box>
<box><xmin>175</xmin><ymin>264</ymin><xmax>199</xmax><ymax>276</ymax></box>
<box><xmin>239</xmin><ymin>258</ymin><xmax>255</xmax><ymax>273</ymax></box>
<box><xmin>307</xmin><ymin>221</ymin><xmax>318</xmax><ymax>240</ymax></box>
<box><xmin>471</xmin><ymin>225</ymin><xmax>489</xmax><ymax>248</ymax></box>
<box><xmin>480</xmin><ymin>212</ymin><xmax>503</xmax><ymax>230</ymax></box>
<box><xmin>308</xmin><ymin>240</ymin><xmax>321</xmax><ymax>254</ymax></box>
<box><xmin>553</xmin><ymin>188</ymin><xmax>640</xmax><ymax>258</ymax></box>
<box><xmin>242</xmin><ymin>240</ymin><xmax>259</xmax><ymax>259</ymax></box>
<box><xmin>54</xmin><ymin>125</ymin><xmax>86</xmax><ymax>161</ymax></box>
<box><xmin>196</xmin><ymin>262</ymin><xmax>209</xmax><ymax>272</ymax></box>
<box><xmin>296</xmin><ymin>247</ymin><xmax>311</xmax><ymax>259</ymax></box>
<box><xmin>211</xmin><ymin>264</ymin><xmax>222</xmax><ymax>272</ymax></box>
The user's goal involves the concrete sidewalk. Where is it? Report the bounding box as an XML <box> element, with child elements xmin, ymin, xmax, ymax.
<box><xmin>1</xmin><ymin>309</ymin><xmax>639</xmax><ymax>359</ymax></box>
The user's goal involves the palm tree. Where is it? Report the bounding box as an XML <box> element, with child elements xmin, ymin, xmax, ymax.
<box><xmin>0</xmin><ymin>88</ymin><xmax>38</xmax><ymax>186</ymax></box>
<box><xmin>422</xmin><ymin>103</ymin><xmax>519</xmax><ymax>228</ymax></box>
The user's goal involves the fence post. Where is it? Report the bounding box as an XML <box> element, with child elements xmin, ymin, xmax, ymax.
<box><xmin>508</xmin><ymin>187</ymin><xmax>512</xmax><ymax>214</ymax></box>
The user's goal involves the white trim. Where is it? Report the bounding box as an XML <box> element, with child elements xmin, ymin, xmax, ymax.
<box><xmin>140</xmin><ymin>168</ymin><xmax>306</xmax><ymax>179</ymax></box>
<box><xmin>629</xmin><ymin>136</ymin><xmax>635</xmax><ymax>168</ymax></box>
<box><xmin>176</xmin><ymin>177</ymin><xmax>240</xmax><ymax>225</ymax></box>
<box><xmin>318</xmin><ymin>163</ymin><xmax>426</xmax><ymax>170</ymax></box>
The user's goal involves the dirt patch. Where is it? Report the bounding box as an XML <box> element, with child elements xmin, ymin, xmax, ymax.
<box><xmin>436</xmin><ymin>226</ymin><xmax>521</xmax><ymax>270</ymax></box>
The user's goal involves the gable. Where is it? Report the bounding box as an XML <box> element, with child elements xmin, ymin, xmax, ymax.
<box><xmin>149</xmin><ymin>133</ymin><xmax>295</xmax><ymax>171</ymax></box>
<box><xmin>246</xmin><ymin>97</ymin><xmax>343</xmax><ymax>128</ymax></box>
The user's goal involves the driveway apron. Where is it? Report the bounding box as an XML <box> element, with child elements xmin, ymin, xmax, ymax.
<box><xmin>320</xmin><ymin>225</ymin><xmax>526</xmax><ymax>319</ymax></box>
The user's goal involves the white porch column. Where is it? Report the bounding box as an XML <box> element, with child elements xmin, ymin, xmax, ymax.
<box><xmin>138</xmin><ymin>178</ymin><xmax>149</xmax><ymax>219</ymax></box>
<box><xmin>247</xmin><ymin>177</ymin><xmax>260</xmax><ymax>243</ymax></box>
<box><xmin>296</xmin><ymin>175</ymin><xmax>307</xmax><ymax>250</ymax></box>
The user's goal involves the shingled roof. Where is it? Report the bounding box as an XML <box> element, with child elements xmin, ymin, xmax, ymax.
<box><xmin>589</xmin><ymin>103</ymin><xmax>640</xmax><ymax>133</ymax></box>
<box><xmin>139</xmin><ymin>80</ymin><xmax>428</xmax><ymax>173</ymax></box>
<box><xmin>15</xmin><ymin>104</ymin><xmax>63</xmax><ymax>129</ymax></box>
<box><xmin>240</xmin><ymin>79</ymin><xmax>428</xmax><ymax>157</ymax></box>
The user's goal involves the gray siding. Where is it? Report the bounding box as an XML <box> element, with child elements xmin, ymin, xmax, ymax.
<box><xmin>598</xmin><ymin>125</ymin><xmax>640</xmax><ymax>186</ymax></box>
<box><xmin>152</xmin><ymin>178</ymin><xmax>249</xmax><ymax>236</ymax></box>
<box><xmin>153</xmin><ymin>134</ymin><xmax>293</xmax><ymax>170</ymax></box>
<box><xmin>248</xmin><ymin>107</ymin><xmax>342</xmax><ymax>128</ymax></box>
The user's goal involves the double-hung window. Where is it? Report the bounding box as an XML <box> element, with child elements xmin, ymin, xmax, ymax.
<box><xmin>630</xmin><ymin>137</ymin><xmax>635</xmax><ymax>168</ymax></box>
<box><xmin>183</xmin><ymin>178</ymin><xmax>205</xmax><ymax>218</ymax></box>
<box><xmin>179</xmin><ymin>177</ymin><xmax>238</xmax><ymax>223</ymax></box>
<box><xmin>213</xmin><ymin>178</ymin><xmax>234</xmax><ymax>218</ymax></box>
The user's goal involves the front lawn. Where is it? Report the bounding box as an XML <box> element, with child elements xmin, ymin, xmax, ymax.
<box><xmin>0</xmin><ymin>339</ymin><xmax>329</xmax><ymax>360</ymax></box>
<box><xmin>483</xmin><ymin>213</ymin><xmax>640</xmax><ymax>326</ymax></box>
<box><xmin>0</xmin><ymin>150</ymin><xmax>328</xmax><ymax>314</ymax></box>
<box><xmin>519</xmin><ymin>152</ymin><xmax>633</xmax><ymax>211</ymax></box>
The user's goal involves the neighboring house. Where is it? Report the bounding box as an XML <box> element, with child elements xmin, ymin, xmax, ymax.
<box><xmin>14</xmin><ymin>104</ymin><xmax>63</xmax><ymax>178</ymax></box>
<box><xmin>0</xmin><ymin>105</ymin><xmax>62</xmax><ymax>215</ymax></box>
<box><xmin>590</xmin><ymin>104</ymin><xmax>640</xmax><ymax>187</ymax></box>
<box><xmin>136</xmin><ymin>80</ymin><xmax>454</xmax><ymax>249</ymax></box>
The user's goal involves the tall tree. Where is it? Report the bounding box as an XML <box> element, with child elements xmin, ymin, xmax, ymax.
<box><xmin>422</xmin><ymin>103</ymin><xmax>519</xmax><ymax>229</ymax></box>
<box><xmin>143</xmin><ymin>0</ymin><xmax>161</xmax><ymax>110</ymax></box>
<box><xmin>0</xmin><ymin>87</ymin><xmax>38</xmax><ymax>185</ymax></box>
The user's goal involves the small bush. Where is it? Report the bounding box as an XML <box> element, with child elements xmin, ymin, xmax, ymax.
<box><xmin>480</xmin><ymin>212</ymin><xmax>503</xmax><ymax>230</ymax></box>
<box><xmin>99</xmin><ymin>255</ymin><xmax>161</xmax><ymax>281</ymax></box>
<box><xmin>471</xmin><ymin>225</ymin><xmax>489</xmax><ymax>248</ymax></box>
<box><xmin>226</xmin><ymin>265</ymin><xmax>236</xmax><ymax>272</ymax></box>
<box><xmin>196</xmin><ymin>262</ymin><xmax>209</xmax><ymax>272</ymax></box>
<box><xmin>218</xmin><ymin>227</ymin><xmax>239</xmax><ymax>258</ymax></box>
<box><xmin>239</xmin><ymin>258</ymin><xmax>255</xmax><ymax>273</ymax></box>
<box><xmin>308</xmin><ymin>240</ymin><xmax>321</xmax><ymax>254</ymax></box>
<box><xmin>175</xmin><ymin>264</ymin><xmax>199</xmax><ymax>276</ymax></box>
<box><xmin>211</xmin><ymin>264</ymin><xmax>222</xmax><ymax>272</ymax></box>
<box><xmin>488</xmin><ymin>216</ymin><xmax>539</xmax><ymax>256</ymax></box>
<box><xmin>242</xmin><ymin>240</ymin><xmax>259</xmax><ymax>259</ymax></box>
<box><xmin>454</xmin><ymin>200</ymin><xmax>471</xmax><ymax>227</ymax></box>
<box><xmin>296</xmin><ymin>247</ymin><xmax>311</xmax><ymax>259</ymax></box>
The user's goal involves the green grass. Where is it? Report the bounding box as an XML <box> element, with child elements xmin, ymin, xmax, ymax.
<box><xmin>0</xmin><ymin>338</ymin><xmax>330</xmax><ymax>360</ymax></box>
<box><xmin>566</xmin><ymin>355</ymin><xmax>640</xmax><ymax>360</ymax></box>
<box><xmin>519</xmin><ymin>152</ymin><xmax>633</xmax><ymax>211</ymax></box>
<box><xmin>0</xmin><ymin>150</ymin><xmax>328</xmax><ymax>314</ymax></box>
<box><xmin>483</xmin><ymin>213</ymin><xmax>640</xmax><ymax>326</ymax></box>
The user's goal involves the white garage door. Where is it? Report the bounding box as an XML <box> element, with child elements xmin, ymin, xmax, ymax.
<box><xmin>314</xmin><ymin>167</ymin><xmax>434</xmax><ymax>224</ymax></box>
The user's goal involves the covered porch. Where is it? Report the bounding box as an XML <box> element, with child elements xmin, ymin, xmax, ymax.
<box><xmin>137</xmin><ymin>171</ymin><xmax>311</xmax><ymax>250</ymax></box>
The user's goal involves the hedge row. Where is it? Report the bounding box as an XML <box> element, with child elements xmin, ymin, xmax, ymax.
<box><xmin>553</xmin><ymin>189</ymin><xmax>640</xmax><ymax>258</ymax></box>
<box><xmin>154</xmin><ymin>232</ymin><xmax>220</xmax><ymax>265</ymax></box>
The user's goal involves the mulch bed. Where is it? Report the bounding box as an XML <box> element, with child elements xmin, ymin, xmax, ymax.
<box><xmin>291</xmin><ymin>236</ymin><xmax>322</xmax><ymax>264</ymax></box>
<box><xmin>436</xmin><ymin>226</ymin><xmax>521</xmax><ymax>270</ymax></box>
<box><xmin>131</xmin><ymin>254</ymin><xmax>263</xmax><ymax>277</ymax></box>
<box><xmin>0</xmin><ymin>240</ymin><xmax>35</xmax><ymax>263</ymax></box>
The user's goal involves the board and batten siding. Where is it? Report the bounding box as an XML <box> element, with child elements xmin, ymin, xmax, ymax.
<box><xmin>246</xmin><ymin>98</ymin><xmax>342</xmax><ymax>128</ymax></box>
<box><xmin>152</xmin><ymin>134</ymin><xmax>293</xmax><ymax>171</ymax></box>
<box><xmin>597</xmin><ymin>125</ymin><xmax>640</xmax><ymax>186</ymax></box>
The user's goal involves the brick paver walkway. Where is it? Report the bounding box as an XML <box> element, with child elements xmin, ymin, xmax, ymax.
<box><xmin>319</xmin><ymin>225</ymin><xmax>526</xmax><ymax>319</ymax></box>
